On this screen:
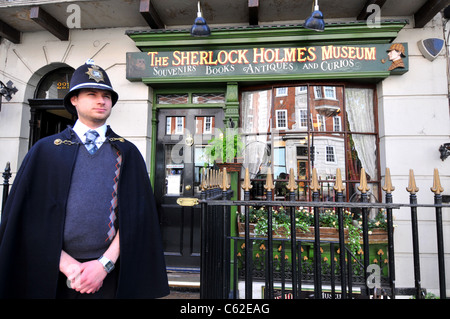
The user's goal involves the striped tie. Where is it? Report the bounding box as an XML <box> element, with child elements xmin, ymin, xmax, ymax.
<box><xmin>85</xmin><ymin>130</ymin><xmax>99</xmax><ymax>154</ymax></box>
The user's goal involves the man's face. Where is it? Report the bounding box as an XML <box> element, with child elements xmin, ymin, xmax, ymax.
<box><xmin>388</xmin><ymin>50</ymin><xmax>401</xmax><ymax>61</ymax></box>
<box><xmin>71</xmin><ymin>89</ymin><xmax>113</xmax><ymax>128</ymax></box>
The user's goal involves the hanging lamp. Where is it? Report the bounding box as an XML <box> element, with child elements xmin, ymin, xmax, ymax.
<box><xmin>303</xmin><ymin>0</ymin><xmax>325</xmax><ymax>32</ymax></box>
<box><xmin>190</xmin><ymin>1</ymin><xmax>211</xmax><ymax>37</ymax></box>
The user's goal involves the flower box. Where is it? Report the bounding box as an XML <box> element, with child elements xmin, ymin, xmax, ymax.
<box><xmin>237</xmin><ymin>219</ymin><xmax>387</xmax><ymax>244</ymax></box>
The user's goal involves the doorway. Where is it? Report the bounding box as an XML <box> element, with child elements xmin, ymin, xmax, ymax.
<box><xmin>154</xmin><ymin>108</ymin><xmax>224</xmax><ymax>269</ymax></box>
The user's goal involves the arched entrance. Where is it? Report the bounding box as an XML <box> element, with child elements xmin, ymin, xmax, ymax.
<box><xmin>28</xmin><ymin>66</ymin><xmax>76</xmax><ymax>148</ymax></box>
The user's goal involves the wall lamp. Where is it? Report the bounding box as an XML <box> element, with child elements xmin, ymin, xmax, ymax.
<box><xmin>190</xmin><ymin>1</ymin><xmax>211</xmax><ymax>37</ymax></box>
<box><xmin>304</xmin><ymin>0</ymin><xmax>325</xmax><ymax>32</ymax></box>
<box><xmin>439</xmin><ymin>143</ymin><xmax>450</xmax><ymax>161</ymax></box>
<box><xmin>0</xmin><ymin>80</ymin><xmax>18</xmax><ymax>112</ymax></box>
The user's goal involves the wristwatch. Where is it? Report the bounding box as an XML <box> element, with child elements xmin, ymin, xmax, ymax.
<box><xmin>98</xmin><ymin>255</ymin><xmax>115</xmax><ymax>273</ymax></box>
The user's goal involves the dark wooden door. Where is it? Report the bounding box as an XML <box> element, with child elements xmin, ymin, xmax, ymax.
<box><xmin>155</xmin><ymin>108</ymin><xmax>224</xmax><ymax>269</ymax></box>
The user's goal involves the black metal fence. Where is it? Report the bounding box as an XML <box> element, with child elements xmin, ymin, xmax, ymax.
<box><xmin>197</xmin><ymin>166</ymin><xmax>449</xmax><ymax>299</ymax></box>
<box><xmin>1</xmin><ymin>162</ymin><xmax>448</xmax><ymax>299</ymax></box>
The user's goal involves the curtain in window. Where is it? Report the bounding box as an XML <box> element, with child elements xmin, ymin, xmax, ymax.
<box><xmin>241</xmin><ymin>90</ymin><xmax>271</xmax><ymax>178</ymax></box>
<box><xmin>345</xmin><ymin>88</ymin><xmax>377</xmax><ymax>180</ymax></box>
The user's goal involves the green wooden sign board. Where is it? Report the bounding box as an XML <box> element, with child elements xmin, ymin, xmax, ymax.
<box><xmin>126</xmin><ymin>43</ymin><xmax>408</xmax><ymax>83</ymax></box>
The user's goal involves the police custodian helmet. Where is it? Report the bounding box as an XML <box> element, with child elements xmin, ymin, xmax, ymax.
<box><xmin>64</xmin><ymin>59</ymin><xmax>119</xmax><ymax>115</ymax></box>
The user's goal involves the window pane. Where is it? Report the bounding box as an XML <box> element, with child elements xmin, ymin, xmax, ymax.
<box><xmin>166</xmin><ymin>116</ymin><xmax>184</xmax><ymax>134</ymax></box>
<box><xmin>311</xmin><ymin>86</ymin><xmax>343</xmax><ymax>131</ymax></box>
<box><xmin>240</xmin><ymin>85</ymin><xmax>377</xmax><ymax>202</ymax></box>
<box><xmin>193</xmin><ymin>93</ymin><xmax>225</xmax><ymax>104</ymax></box>
<box><xmin>165</xmin><ymin>144</ymin><xmax>184</xmax><ymax>195</ymax></box>
<box><xmin>195</xmin><ymin>116</ymin><xmax>214</xmax><ymax>134</ymax></box>
<box><xmin>36</xmin><ymin>67</ymin><xmax>73</xmax><ymax>99</ymax></box>
<box><xmin>157</xmin><ymin>94</ymin><xmax>188</xmax><ymax>104</ymax></box>
<box><xmin>241</xmin><ymin>90</ymin><xmax>272</xmax><ymax>134</ymax></box>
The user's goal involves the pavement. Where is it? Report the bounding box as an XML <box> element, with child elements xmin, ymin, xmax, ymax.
<box><xmin>162</xmin><ymin>270</ymin><xmax>200</xmax><ymax>299</ymax></box>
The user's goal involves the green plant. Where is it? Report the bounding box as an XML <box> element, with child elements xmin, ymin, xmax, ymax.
<box><xmin>238</xmin><ymin>206</ymin><xmax>391</xmax><ymax>255</ymax></box>
<box><xmin>203</xmin><ymin>128</ymin><xmax>244</xmax><ymax>164</ymax></box>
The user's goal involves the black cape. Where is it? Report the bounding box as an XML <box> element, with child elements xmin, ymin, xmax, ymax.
<box><xmin>0</xmin><ymin>127</ymin><xmax>169</xmax><ymax>298</ymax></box>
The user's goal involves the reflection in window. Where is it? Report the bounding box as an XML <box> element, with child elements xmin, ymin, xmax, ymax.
<box><xmin>325</xmin><ymin>146</ymin><xmax>336</xmax><ymax>163</ymax></box>
<box><xmin>276</xmin><ymin>110</ymin><xmax>287</xmax><ymax>129</ymax></box>
<box><xmin>193</xmin><ymin>93</ymin><xmax>225</xmax><ymax>104</ymax></box>
<box><xmin>195</xmin><ymin>116</ymin><xmax>214</xmax><ymax>134</ymax></box>
<box><xmin>157</xmin><ymin>94</ymin><xmax>189</xmax><ymax>104</ymax></box>
<box><xmin>166</xmin><ymin>117</ymin><xmax>184</xmax><ymax>134</ymax></box>
<box><xmin>240</xmin><ymin>85</ymin><xmax>378</xmax><ymax>202</ymax></box>
<box><xmin>35</xmin><ymin>67</ymin><xmax>74</xmax><ymax>99</ymax></box>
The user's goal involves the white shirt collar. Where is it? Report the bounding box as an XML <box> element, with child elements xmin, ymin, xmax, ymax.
<box><xmin>72</xmin><ymin>120</ymin><xmax>107</xmax><ymax>143</ymax></box>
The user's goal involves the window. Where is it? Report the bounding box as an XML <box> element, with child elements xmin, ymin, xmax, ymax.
<box><xmin>204</xmin><ymin>117</ymin><xmax>212</xmax><ymax>134</ymax></box>
<box><xmin>166</xmin><ymin>117</ymin><xmax>184</xmax><ymax>134</ymax></box>
<box><xmin>324</xmin><ymin>86</ymin><xmax>336</xmax><ymax>99</ymax></box>
<box><xmin>35</xmin><ymin>67</ymin><xmax>73</xmax><ymax>99</ymax></box>
<box><xmin>240</xmin><ymin>85</ymin><xmax>379</xmax><ymax>202</ymax></box>
<box><xmin>325</xmin><ymin>146</ymin><xmax>336</xmax><ymax>163</ymax></box>
<box><xmin>313</xmin><ymin>86</ymin><xmax>323</xmax><ymax>99</ymax></box>
<box><xmin>276</xmin><ymin>110</ymin><xmax>287</xmax><ymax>129</ymax></box>
<box><xmin>333</xmin><ymin>116</ymin><xmax>342</xmax><ymax>132</ymax></box>
<box><xmin>299</xmin><ymin>109</ymin><xmax>308</xmax><ymax>128</ymax></box>
<box><xmin>276</xmin><ymin>87</ymin><xmax>288</xmax><ymax>97</ymax></box>
<box><xmin>316</xmin><ymin>114</ymin><xmax>326</xmax><ymax>131</ymax></box>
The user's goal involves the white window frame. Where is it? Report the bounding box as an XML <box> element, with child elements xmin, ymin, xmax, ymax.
<box><xmin>276</xmin><ymin>87</ymin><xmax>288</xmax><ymax>97</ymax></box>
<box><xmin>299</xmin><ymin>109</ymin><xmax>308</xmax><ymax>128</ymax></box>
<box><xmin>325</xmin><ymin>145</ymin><xmax>336</xmax><ymax>163</ymax></box>
<box><xmin>313</xmin><ymin>86</ymin><xmax>323</xmax><ymax>99</ymax></box>
<box><xmin>276</xmin><ymin>110</ymin><xmax>288</xmax><ymax>129</ymax></box>
<box><xmin>175</xmin><ymin>117</ymin><xmax>184</xmax><ymax>134</ymax></box>
<box><xmin>324</xmin><ymin>86</ymin><xmax>337</xmax><ymax>99</ymax></box>
<box><xmin>203</xmin><ymin>116</ymin><xmax>212</xmax><ymax>134</ymax></box>
<box><xmin>316</xmin><ymin>114</ymin><xmax>326</xmax><ymax>131</ymax></box>
<box><xmin>333</xmin><ymin>116</ymin><xmax>342</xmax><ymax>132</ymax></box>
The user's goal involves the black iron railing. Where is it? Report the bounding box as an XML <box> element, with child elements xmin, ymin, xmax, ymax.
<box><xmin>197</xmin><ymin>166</ymin><xmax>449</xmax><ymax>299</ymax></box>
<box><xmin>1</xmin><ymin>162</ymin><xmax>448</xmax><ymax>299</ymax></box>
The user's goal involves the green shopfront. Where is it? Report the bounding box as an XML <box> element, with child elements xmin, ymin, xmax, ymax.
<box><xmin>126</xmin><ymin>21</ymin><xmax>408</xmax><ymax>269</ymax></box>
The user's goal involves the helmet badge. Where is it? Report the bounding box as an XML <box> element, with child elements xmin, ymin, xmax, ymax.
<box><xmin>85</xmin><ymin>65</ymin><xmax>105</xmax><ymax>83</ymax></box>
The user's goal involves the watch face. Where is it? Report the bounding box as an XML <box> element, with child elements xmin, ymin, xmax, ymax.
<box><xmin>105</xmin><ymin>261</ymin><xmax>115</xmax><ymax>272</ymax></box>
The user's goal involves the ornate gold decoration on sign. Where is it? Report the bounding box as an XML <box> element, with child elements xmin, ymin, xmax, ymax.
<box><xmin>357</xmin><ymin>168</ymin><xmax>370</xmax><ymax>194</ymax></box>
<box><xmin>406</xmin><ymin>169</ymin><xmax>419</xmax><ymax>194</ymax></box>
<box><xmin>333</xmin><ymin>168</ymin><xmax>345</xmax><ymax>193</ymax></box>
<box><xmin>86</xmin><ymin>65</ymin><xmax>105</xmax><ymax>83</ymax></box>
<box><xmin>382</xmin><ymin>168</ymin><xmax>395</xmax><ymax>194</ymax></box>
<box><xmin>176</xmin><ymin>197</ymin><xmax>199</xmax><ymax>207</ymax></box>
<box><xmin>431</xmin><ymin>168</ymin><xmax>444</xmax><ymax>195</ymax></box>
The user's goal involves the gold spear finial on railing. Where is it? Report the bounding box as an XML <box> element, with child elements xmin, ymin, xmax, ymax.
<box><xmin>207</xmin><ymin>168</ymin><xmax>212</xmax><ymax>189</ymax></box>
<box><xmin>241</xmin><ymin>167</ymin><xmax>253</xmax><ymax>191</ymax></box>
<box><xmin>333</xmin><ymin>168</ymin><xmax>345</xmax><ymax>193</ymax></box>
<box><xmin>220</xmin><ymin>167</ymin><xmax>230</xmax><ymax>191</ymax></box>
<box><xmin>310</xmin><ymin>168</ymin><xmax>320</xmax><ymax>192</ymax></box>
<box><xmin>382</xmin><ymin>167</ymin><xmax>395</xmax><ymax>194</ymax></box>
<box><xmin>431</xmin><ymin>168</ymin><xmax>444</xmax><ymax>195</ymax></box>
<box><xmin>200</xmin><ymin>168</ymin><xmax>207</xmax><ymax>191</ymax></box>
<box><xmin>264</xmin><ymin>167</ymin><xmax>275</xmax><ymax>191</ymax></box>
<box><xmin>286</xmin><ymin>168</ymin><xmax>298</xmax><ymax>192</ymax></box>
<box><xmin>406</xmin><ymin>169</ymin><xmax>419</xmax><ymax>194</ymax></box>
<box><xmin>357</xmin><ymin>168</ymin><xmax>370</xmax><ymax>194</ymax></box>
